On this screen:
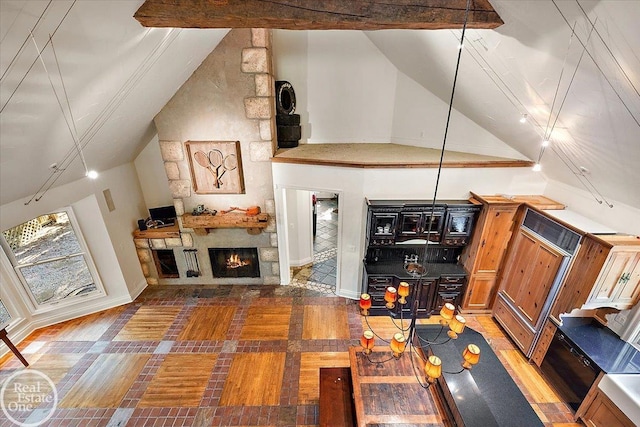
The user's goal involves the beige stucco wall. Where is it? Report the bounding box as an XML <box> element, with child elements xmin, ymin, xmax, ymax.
<box><xmin>151</xmin><ymin>29</ymin><xmax>279</xmax><ymax>285</ymax></box>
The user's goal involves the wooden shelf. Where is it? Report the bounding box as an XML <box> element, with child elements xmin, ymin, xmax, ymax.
<box><xmin>133</xmin><ymin>223</ymin><xmax>180</xmax><ymax>239</ymax></box>
<box><xmin>182</xmin><ymin>213</ymin><xmax>269</xmax><ymax>235</ymax></box>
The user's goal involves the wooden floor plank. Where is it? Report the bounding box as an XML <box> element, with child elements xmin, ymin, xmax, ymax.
<box><xmin>55</xmin><ymin>306</ymin><xmax>125</xmax><ymax>341</ymax></box>
<box><xmin>138</xmin><ymin>354</ymin><xmax>217</xmax><ymax>407</ymax></box>
<box><xmin>178</xmin><ymin>306</ymin><xmax>235</xmax><ymax>341</ymax></box>
<box><xmin>219</xmin><ymin>352</ymin><xmax>286</xmax><ymax>406</ymax></box>
<box><xmin>500</xmin><ymin>349</ymin><xmax>563</xmax><ymax>403</ymax></box>
<box><xmin>29</xmin><ymin>353</ymin><xmax>85</xmax><ymax>384</ymax></box>
<box><xmin>303</xmin><ymin>305</ymin><xmax>350</xmax><ymax>340</ymax></box>
<box><xmin>240</xmin><ymin>306</ymin><xmax>291</xmax><ymax>340</ymax></box>
<box><xmin>114</xmin><ymin>306</ymin><xmax>181</xmax><ymax>341</ymax></box>
<box><xmin>60</xmin><ymin>353</ymin><xmax>150</xmax><ymax>408</ymax></box>
<box><xmin>299</xmin><ymin>352</ymin><xmax>350</xmax><ymax>404</ymax></box>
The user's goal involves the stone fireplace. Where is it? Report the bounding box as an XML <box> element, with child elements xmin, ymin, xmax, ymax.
<box><xmin>135</xmin><ymin>28</ymin><xmax>280</xmax><ymax>286</ymax></box>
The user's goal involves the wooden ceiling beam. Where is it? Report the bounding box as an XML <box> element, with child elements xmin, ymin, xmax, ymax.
<box><xmin>134</xmin><ymin>0</ymin><xmax>503</xmax><ymax>30</ymax></box>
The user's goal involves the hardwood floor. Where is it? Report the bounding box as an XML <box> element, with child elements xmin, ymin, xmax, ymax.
<box><xmin>0</xmin><ymin>285</ymin><xmax>582</xmax><ymax>426</ymax></box>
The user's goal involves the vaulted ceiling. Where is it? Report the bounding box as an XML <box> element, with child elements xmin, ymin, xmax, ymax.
<box><xmin>1</xmin><ymin>1</ymin><xmax>639</xmax><ymax>209</ymax></box>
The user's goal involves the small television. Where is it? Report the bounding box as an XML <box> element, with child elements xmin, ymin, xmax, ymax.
<box><xmin>149</xmin><ymin>205</ymin><xmax>177</xmax><ymax>225</ymax></box>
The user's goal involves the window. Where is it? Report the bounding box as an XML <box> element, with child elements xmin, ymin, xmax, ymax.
<box><xmin>0</xmin><ymin>299</ymin><xmax>11</xmax><ymax>330</ymax></box>
<box><xmin>1</xmin><ymin>209</ymin><xmax>104</xmax><ymax>308</ymax></box>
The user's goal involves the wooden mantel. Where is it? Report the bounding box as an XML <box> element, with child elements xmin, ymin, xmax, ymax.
<box><xmin>182</xmin><ymin>213</ymin><xmax>269</xmax><ymax>235</ymax></box>
<box><xmin>134</xmin><ymin>0</ymin><xmax>504</xmax><ymax>30</ymax></box>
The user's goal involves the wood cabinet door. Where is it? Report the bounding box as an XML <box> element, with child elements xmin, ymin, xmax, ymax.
<box><xmin>515</xmin><ymin>239</ymin><xmax>564</xmax><ymax>325</ymax></box>
<box><xmin>499</xmin><ymin>230</ymin><xmax>539</xmax><ymax>303</ymax></box>
<box><xmin>475</xmin><ymin>206</ymin><xmax>517</xmax><ymax>273</ymax></box>
<box><xmin>610</xmin><ymin>252</ymin><xmax>640</xmax><ymax>307</ymax></box>
<box><xmin>499</xmin><ymin>229</ymin><xmax>564</xmax><ymax>326</ymax></box>
<box><xmin>463</xmin><ymin>273</ymin><xmax>497</xmax><ymax>309</ymax></box>
<box><xmin>589</xmin><ymin>250</ymin><xmax>638</xmax><ymax>306</ymax></box>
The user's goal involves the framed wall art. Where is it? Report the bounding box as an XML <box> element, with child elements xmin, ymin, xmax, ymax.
<box><xmin>185</xmin><ymin>141</ymin><xmax>245</xmax><ymax>194</ymax></box>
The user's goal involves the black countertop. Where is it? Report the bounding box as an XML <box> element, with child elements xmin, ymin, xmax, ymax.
<box><xmin>416</xmin><ymin>326</ymin><xmax>543</xmax><ymax>427</ymax></box>
<box><xmin>555</xmin><ymin>317</ymin><xmax>640</xmax><ymax>374</ymax></box>
<box><xmin>365</xmin><ymin>261</ymin><xmax>466</xmax><ymax>279</ymax></box>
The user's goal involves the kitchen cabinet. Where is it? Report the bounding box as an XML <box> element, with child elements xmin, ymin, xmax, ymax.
<box><xmin>413</xmin><ymin>278</ymin><xmax>436</xmax><ymax>316</ymax></box>
<box><xmin>584</xmin><ymin>249</ymin><xmax>640</xmax><ymax>310</ymax></box>
<box><xmin>551</xmin><ymin>235</ymin><xmax>640</xmax><ymax>318</ymax></box>
<box><xmin>367</xmin><ymin>210</ymin><xmax>398</xmax><ymax>246</ymax></box>
<box><xmin>501</xmin><ymin>229</ymin><xmax>564</xmax><ymax>325</ymax></box>
<box><xmin>461</xmin><ymin>196</ymin><xmax>519</xmax><ymax>310</ymax></box>
<box><xmin>494</xmin><ymin>227</ymin><xmax>566</xmax><ymax>356</ymax></box>
<box><xmin>433</xmin><ymin>275</ymin><xmax>466</xmax><ymax>312</ymax></box>
<box><xmin>363</xmin><ymin>275</ymin><xmax>434</xmax><ymax>318</ymax></box>
<box><xmin>396</xmin><ymin>209</ymin><xmax>445</xmax><ymax>242</ymax></box>
<box><xmin>441</xmin><ymin>208</ymin><xmax>478</xmax><ymax>246</ymax></box>
<box><xmin>364</xmin><ymin>275</ymin><xmax>394</xmax><ymax>315</ymax></box>
<box><xmin>578</xmin><ymin>382</ymin><xmax>635</xmax><ymax>427</ymax></box>
<box><xmin>531</xmin><ymin>320</ymin><xmax>557</xmax><ymax>367</ymax></box>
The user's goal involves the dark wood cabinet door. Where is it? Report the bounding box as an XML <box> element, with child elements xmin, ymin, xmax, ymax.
<box><xmin>415</xmin><ymin>279</ymin><xmax>436</xmax><ymax>315</ymax></box>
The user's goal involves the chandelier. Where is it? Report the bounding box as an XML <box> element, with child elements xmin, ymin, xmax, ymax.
<box><xmin>356</xmin><ymin>0</ymin><xmax>479</xmax><ymax>388</ymax></box>
<box><xmin>358</xmin><ymin>293</ymin><xmax>480</xmax><ymax>387</ymax></box>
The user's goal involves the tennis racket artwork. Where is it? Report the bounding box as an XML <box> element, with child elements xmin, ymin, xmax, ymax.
<box><xmin>186</xmin><ymin>141</ymin><xmax>245</xmax><ymax>194</ymax></box>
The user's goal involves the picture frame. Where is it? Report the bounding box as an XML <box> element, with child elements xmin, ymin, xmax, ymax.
<box><xmin>185</xmin><ymin>141</ymin><xmax>245</xmax><ymax>194</ymax></box>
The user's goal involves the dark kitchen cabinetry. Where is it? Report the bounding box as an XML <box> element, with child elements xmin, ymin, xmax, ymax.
<box><xmin>414</xmin><ymin>278</ymin><xmax>436</xmax><ymax>315</ymax></box>
<box><xmin>363</xmin><ymin>199</ymin><xmax>477</xmax><ymax>317</ymax></box>
<box><xmin>442</xmin><ymin>209</ymin><xmax>476</xmax><ymax>246</ymax></box>
<box><xmin>433</xmin><ymin>275</ymin><xmax>466</xmax><ymax>312</ymax></box>
<box><xmin>367</xmin><ymin>209</ymin><xmax>398</xmax><ymax>246</ymax></box>
<box><xmin>364</xmin><ymin>275</ymin><xmax>394</xmax><ymax>315</ymax></box>
<box><xmin>396</xmin><ymin>208</ymin><xmax>445</xmax><ymax>242</ymax></box>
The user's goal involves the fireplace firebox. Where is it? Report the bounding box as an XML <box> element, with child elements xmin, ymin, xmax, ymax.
<box><xmin>153</xmin><ymin>249</ymin><xmax>179</xmax><ymax>278</ymax></box>
<box><xmin>209</xmin><ymin>248</ymin><xmax>260</xmax><ymax>278</ymax></box>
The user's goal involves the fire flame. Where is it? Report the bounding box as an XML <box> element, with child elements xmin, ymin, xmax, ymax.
<box><xmin>227</xmin><ymin>253</ymin><xmax>250</xmax><ymax>269</ymax></box>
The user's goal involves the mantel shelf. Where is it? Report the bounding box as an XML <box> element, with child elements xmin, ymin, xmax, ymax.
<box><xmin>181</xmin><ymin>213</ymin><xmax>269</xmax><ymax>235</ymax></box>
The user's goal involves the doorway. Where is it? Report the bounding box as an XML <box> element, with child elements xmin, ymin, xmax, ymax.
<box><xmin>285</xmin><ymin>190</ymin><xmax>339</xmax><ymax>294</ymax></box>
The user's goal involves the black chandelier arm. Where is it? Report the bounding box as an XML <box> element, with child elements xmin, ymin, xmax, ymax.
<box><xmin>416</xmin><ymin>325</ymin><xmax>451</xmax><ymax>347</ymax></box>
<box><xmin>390</xmin><ymin>314</ymin><xmax>412</xmax><ymax>333</ymax></box>
<box><xmin>363</xmin><ymin>314</ymin><xmax>391</xmax><ymax>343</ymax></box>
<box><xmin>408</xmin><ymin>342</ymin><xmax>433</xmax><ymax>390</ymax></box>
<box><xmin>363</xmin><ymin>351</ymin><xmax>396</xmax><ymax>365</ymax></box>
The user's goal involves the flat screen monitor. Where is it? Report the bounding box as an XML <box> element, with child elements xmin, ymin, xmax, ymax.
<box><xmin>149</xmin><ymin>205</ymin><xmax>177</xmax><ymax>223</ymax></box>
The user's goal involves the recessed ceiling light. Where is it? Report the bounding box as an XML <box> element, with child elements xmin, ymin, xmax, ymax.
<box><xmin>86</xmin><ymin>170</ymin><xmax>99</xmax><ymax>179</ymax></box>
<box><xmin>519</xmin><ymin>114</ymin><xmax>527</xmax><ymax>124</ymax></box>
<box><xmin>532</xmin><ymin>163</ymin><xmax>542</xmax><ymax>172</ymax></box>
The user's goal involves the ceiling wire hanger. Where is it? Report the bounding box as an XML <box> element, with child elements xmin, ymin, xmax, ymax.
<box><xmin>25</xmin><ymin>27</ymin><xmax>182</xmax><ymax>203</ymax></box>
<box><xmin>536</xmin><ymin>19</ymin><xmax>614</xmax><ymax>207</ymax></box>
<box><xmin>551</xmin><ymin>0</ymin><xmax>640</xmax><ymax>128</ymax></box>
<box><xmin>460</xmin><ymin>22</ymin><xmax>613</xmax><ymax>208</ymax></box>
<box><xmin>0</xmin><ymin>0</ymin><xmax>53</xmax><ymax>82</ymax></box>
<box><xmin>0</xmin><ymin>0</ymin><xmax>77</xmax><ymax>114</ymax></box>
<box><xmin>574</xmin><ymin>0</ymin><xmax>640</xmax><ymax>100</ymax></box>
<box><xmin>25</xmin><ymin>30</ymin><xmax>88</xmax><ymax>205</ymax></box>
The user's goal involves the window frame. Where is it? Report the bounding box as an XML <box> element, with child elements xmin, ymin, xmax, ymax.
<box><xmin>1</xmin><ymin>207</ymin><xmax>106</xmax><ymax>313</ymax></box>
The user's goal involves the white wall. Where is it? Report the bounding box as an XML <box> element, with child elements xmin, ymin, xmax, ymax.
<box><xmin>390</xmin><ymin>73</ymin><xmax>529</xmax><ymax>159</ymax></box>
<box><xmin>273</xmin><ymin>30</ymin><xmax>398</xmax><ymax>143</ymax></box>
<box><xmin>134</xmin><ymin>134</ymin><xmax>173</xmax><ymax>211</ymax></box>
<box><xmin>285</xmin><ymin>189</ymin><xmax>313</xmax><ymax>267</ymax></box>
<box><xmin>544</xmin><ymin>179</ymin><xmax>640</xmax><ymax>236</ymax></box>
<box><xmin>0</xmin><ymin>162</ymin><xmax>148</xmax><ymax>353</ymax></box>
<box><xmin>273</xmin><ymin>163</ymin><xmax>547</xmax><ymax>299</ymax></box>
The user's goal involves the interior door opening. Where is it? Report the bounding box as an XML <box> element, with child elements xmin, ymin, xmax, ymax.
<box><xmin>287</xmin><ymin>189</ymin><xmax>339</xmax><ymax>294</ymax></box>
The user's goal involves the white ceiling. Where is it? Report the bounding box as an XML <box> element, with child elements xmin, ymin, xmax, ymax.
<box><xmin>1</xmin><ymin>1</ymin><xmax>639</xmax><ymax>208</ymax></box>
